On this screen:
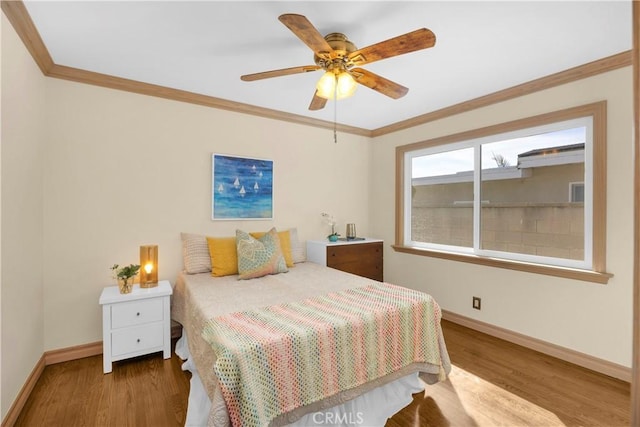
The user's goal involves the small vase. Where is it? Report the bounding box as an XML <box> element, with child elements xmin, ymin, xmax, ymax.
<box><xmin>118</xmin><ymin>277</ymin><xmax>133</xmax><ymax>294</ymax></box>
<box><xmin>328</xmin><ymin>235</ymin><xmax>339</xmax><ymax>242</ymax></box>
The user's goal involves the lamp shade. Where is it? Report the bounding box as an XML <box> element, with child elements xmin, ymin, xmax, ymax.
<box><xmin>336</xmin><ymin>72</ymin><xmax>357</xmax><ymax>99</ymax></box>
<box><xmin>316</xmin><ymin>71</ymin><xmax>357</xmax><ymax>100</ymax></box>
<box><xmin>140</xmin><ymin>245</ymin><xmax>158</xmax><ymax>287</ymax></box>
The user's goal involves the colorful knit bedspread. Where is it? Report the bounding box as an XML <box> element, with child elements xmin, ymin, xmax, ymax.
<box><xmin>201</xmin><ymin>282</ymin><xmax>448</xmax><ymax>427</ymax></box>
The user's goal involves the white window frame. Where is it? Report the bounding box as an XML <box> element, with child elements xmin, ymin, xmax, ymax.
<box><xmin>570</xmin><ymin>182</ymin><xmax>585</xmax><ymax>203</ymax></box>
<box><xmin>394</xmin><ymin>102</ymin><xmax>610</xmax><ymax>284</ymax></box>
<box><xmin>403</xmin><ymin>117</ymin><xmax>593</xmax><ymax>270</ymax></box>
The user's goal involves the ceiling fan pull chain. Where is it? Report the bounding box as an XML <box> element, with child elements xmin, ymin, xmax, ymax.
<box><xmin>334</xmin><ymin>75</ymin><xmax>338</xmax><ymax>144</ymax></box>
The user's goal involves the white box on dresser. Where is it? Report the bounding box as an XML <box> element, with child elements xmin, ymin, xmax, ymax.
<box><xmin>99</xmin><ymin>280</ymin><xmax>172</xmax><ymax>374</ymax></box>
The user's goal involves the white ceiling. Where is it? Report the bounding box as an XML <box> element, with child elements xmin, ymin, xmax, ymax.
<box><xmin>23</xmin><ymin>1</ymin><xmax>632</xmax><ymax>131</ymax></box>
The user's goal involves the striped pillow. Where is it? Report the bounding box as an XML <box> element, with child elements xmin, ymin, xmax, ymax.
<box><xmin>236</xmin><ymin>228</ymin><xmax>288</xmax><ymax>280</ymax></box>
<box><xmin>288</xmin><ymin>227</ymin><xmax>306</xmax><ymax>263</ymax></box>
<box><xmin>181</xmin><ymin>232</ymin><xmax>212</xmax><ymax>274</ymax></box>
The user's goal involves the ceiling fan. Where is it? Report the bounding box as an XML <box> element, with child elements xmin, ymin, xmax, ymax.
<box><xmin>240</xmin><ymin>14</ymin><xmax>436</xmax><ymax>111</ymax></box>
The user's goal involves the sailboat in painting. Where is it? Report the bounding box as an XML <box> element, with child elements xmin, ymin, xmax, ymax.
<box><xmin>212</xmin><ymin>154</ymin><xmax>273</xmax><ymax>220</ymax></box>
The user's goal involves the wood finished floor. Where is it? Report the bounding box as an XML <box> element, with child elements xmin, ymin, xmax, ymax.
<box><xmin>15</xmin><ymin>320</ymin><xmax>630</xmax><ymax>427</ymax></box>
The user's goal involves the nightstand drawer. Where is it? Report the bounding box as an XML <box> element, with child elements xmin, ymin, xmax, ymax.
<box><xmin>111</xmin><ymin>322</ymin><xmax>164</xmax><ymax>357</ymax></box>
<box><xmin>111</xmin><ymin>298</ymin><xmax>163</xmax><ymax>329</ymax></box>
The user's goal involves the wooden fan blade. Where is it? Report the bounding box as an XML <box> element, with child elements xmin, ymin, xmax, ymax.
<box><xmin>241</xmin><ymin>65</ymin><xmax>320</xmax><ymax>81</ymax></box>
<box><xmin>309</xmin><ymin>90</ymin><xmax>328</xmax><ymax>110</ymax></box>
<box><xmin>278</xmin><ymin>14</ymin><xmax>334</xmax><ymax>59</ymax></box>
<box><xmin>348</xmin><ymin>28</ymin><xmax>436</xmax><ymax>66</ymax></box>
<box><xmin>350</xmin><ymin>68</ymin><xmax>409</xmax><ymax>99</ymax></box>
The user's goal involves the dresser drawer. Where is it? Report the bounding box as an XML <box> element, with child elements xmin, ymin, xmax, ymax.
<box><xmin>329</xmin><ymin>259</ymin><xmax>382</xmax><ymax>281</ymax></box>
<box><xmin>111</xmin><ymin>322</ymin><xmax>164</xmax><ymax>357</ymax></box>
<box><xmin>326</xmin><ymin>242</ymin><xmax>383</xmax><ymax>281</ymax></box>
<box><xmin>111</xmin><ymin>298</ymin><xmax>163</xmax><ymax>329</ymax></box>
<box><xmin>326</xmin><ymin>242</ymin><xmax>382</xmax><ymax>265</ymax></box>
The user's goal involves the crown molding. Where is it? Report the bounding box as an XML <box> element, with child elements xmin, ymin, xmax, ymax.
<box><xmin>1</xmin><ymin>0</ymin><xmax>53</xmax><ymax>73</ymax></box>
<box><xmin>372</xmin><ymin>50</ymin><xmax>632</xmax><ymax>137</ymax></box>
<box><xmin>1</xmin><ymin>0</ymin><xmax>633</xmax><ymax>138</ymax></box>
<box><xmin>47</xmin><ymin>64</ymin><xmax>371</xmax><ymax>137</ymax></box>
<box><xmin>1</xmin><ymin>0</ymin><xmax>371</xmax><ymax>137</ymax></box>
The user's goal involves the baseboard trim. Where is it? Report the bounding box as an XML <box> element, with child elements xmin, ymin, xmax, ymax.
<box><xmin>43</xmin><ymin>341</ymin><xmax>103</xmax><ymax>365</ymax></box>
<box><xmin>1</xmin><ymin>355</ymin><xmax>45</xmax><ymax>427</ymax></box>
<box><xmin>43</xmin><ymin>325</ymin><xmax>182</xmax><ymax>366</ymax></box>
<box><xmin>2</xmin><ymin>324</ymin><xmax>184</xmax><ymax>426</ymax></box>
<box><xmin>442</xmin><ymin>310</ymin><xmax>631</xmax><ymax>382</ymax></box>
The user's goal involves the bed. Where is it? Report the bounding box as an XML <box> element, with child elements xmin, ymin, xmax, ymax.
<box><xmin>172</xmin><ymin>256</ymin><xmax>451</xmax><ymax>427</ymax></box>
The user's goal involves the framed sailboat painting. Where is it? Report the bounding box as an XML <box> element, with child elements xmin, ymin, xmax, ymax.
<box><xmin>212</xmin><ymin>154</ymin><xmax>274</xmax><ymax>220</ymax></box>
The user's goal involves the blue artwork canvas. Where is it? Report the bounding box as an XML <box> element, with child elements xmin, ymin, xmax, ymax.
<box><xmin>212</xmin><ymin>154</ymin><xmax>273</xmax><ymax>220</ymax></box>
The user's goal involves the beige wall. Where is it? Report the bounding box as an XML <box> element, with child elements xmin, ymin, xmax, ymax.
<box><xmin>42</xmin><ymin>78</ymin><xmax>372</xmax><ymax>350</ymax></box>
<box><xmin>2</xmin><ymin>10</ymin><xmax>372</xmax><ymax>414</ymax></box>
<box><xmin>371</xmin><ymin>67</ymin><xmax>634</xmax><ymax>367</ymax></box>
<box><xmin>1</xmin><ymin>7</ymin><xmax>636</xmax><ymax>419</ymax></box>
<box><xmin>1</xmin><ymin>12</ymin><xmax>3</xmax><ymax>418</ymax></box>
<box><xmin>1</xmin><ymin>14</ymin><xmax>46</xmax><ymax>419</ymax></box>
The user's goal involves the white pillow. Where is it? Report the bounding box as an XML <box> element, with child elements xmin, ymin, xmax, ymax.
<box><xmin>288</xmin><ymin>227</ymin><xmax>306</xmax><ymax>263</ymax></box>
<box><xmin>181</xmin><ymin>232</ymin><xmax>212</xmax><ymax>274</ymax></box>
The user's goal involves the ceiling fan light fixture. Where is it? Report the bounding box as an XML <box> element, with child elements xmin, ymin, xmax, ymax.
<box><xmin>316</xmin><ymin>71</ymin><xmax>335</xmax><ymax>99</ymax></box>
<box><xmin>336</xmin><ymin>72</ymin><xmax>357</xmax><ymax>99</ymax></box>
<box><xmin>316</xmin><ymin>71</ymin><xmax>357</xmax><ymax>100</ymax></box>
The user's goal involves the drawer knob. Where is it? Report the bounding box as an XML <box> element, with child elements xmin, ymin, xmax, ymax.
<box><xmin>137</xmin><ymin>338</ymin><xmax>141</xmax><ymax>343</ymax></box>
<box><xmin>136</xmin><ymin>312</ymin><xmax>140</xmax><ymax>316</ymax></box>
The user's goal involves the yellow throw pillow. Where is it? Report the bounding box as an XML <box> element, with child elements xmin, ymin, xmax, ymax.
<box><xmin>250</xmin><ymin>229</ymin><xmax>294</xmax><ymax>267</ymax></box>
<box><xmin>207</xmin><ymin>236</ymin><xmax>238</xmax><ymax>277</ymax></box>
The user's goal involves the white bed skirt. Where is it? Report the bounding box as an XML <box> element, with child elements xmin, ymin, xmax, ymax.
<box><xmin>175</xmin><ymin>333</ymin><xmax>424</xmax><ymax>427</ymax></box>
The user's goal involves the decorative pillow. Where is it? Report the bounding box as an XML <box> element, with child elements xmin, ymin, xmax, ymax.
<box><xmin>288</xmin><ymin>227</ymin><xmax>306</xmax><ymax>263</ymax></box>
<box><xmin>207</xmin><ymin>236</ymin><xmax>238</xmax><ymax>277</ymax></box>
<box><xmin>237</xmin><ymin>228</ymin><xmax>288</xmax><ymax>280</ymax></box>
<box><xmin>250</xmin><ymin>229</ymin><xmax>294</xmax><ymax>267</ymax></box>
<box><xmin>181</xmin><ymin>232</ymin><xmax>212</xmax><ymax>274</ymax></box>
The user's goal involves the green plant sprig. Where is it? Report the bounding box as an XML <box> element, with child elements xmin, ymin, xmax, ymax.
<box><xmin>111</xmin><ymin>264</ymin><xmax>140</xmax><ymax>280</ymax></box>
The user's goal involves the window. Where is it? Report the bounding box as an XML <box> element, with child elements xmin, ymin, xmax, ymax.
<box><xmin>570</xmin><ymin>182</ymin><xmax>585</xmax><ymax>203</ymax></box>
<box><xmin>395</xmin><ymin>102</ymin><xmax>610</xmax><ymax>283</ymax></box>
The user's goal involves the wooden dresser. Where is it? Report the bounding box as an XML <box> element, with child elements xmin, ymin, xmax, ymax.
<box><xmin>306</xmin><ymin>238</ymin><xmax>383</xmax><ymax>281</ymax></box>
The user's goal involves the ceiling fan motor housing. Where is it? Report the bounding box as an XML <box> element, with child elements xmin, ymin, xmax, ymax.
<box><xmin>314</xmin><ymin>33</ymin><xmax>357</xmax><ymax>72</ymax></box>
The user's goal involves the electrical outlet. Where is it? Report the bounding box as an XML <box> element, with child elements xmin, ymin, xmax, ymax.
<box><xmin>472</xmin><ymin>296</ymin><xmax>481</xmax><ymax>310</ymax></box>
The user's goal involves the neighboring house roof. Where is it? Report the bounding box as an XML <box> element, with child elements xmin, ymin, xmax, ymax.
<box><xmin>413</xmin><ymin>142</ymin><xmax>585</xmax><ymax>186</ymax></box>
<box><xmin>518</xmin><ymin>143</ymin><xmax>585</xmax><ymax>158</ymax></box>
<box><xmin>517</xmin><ymin>142</ymin><xmax>584</xmax><ymax>169</ymax></box>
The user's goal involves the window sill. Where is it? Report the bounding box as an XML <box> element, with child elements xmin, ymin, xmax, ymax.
<box><xmin>391</xmin><ymin>245</ymin><xmax>612</xmax><ymax>284</ymax></box>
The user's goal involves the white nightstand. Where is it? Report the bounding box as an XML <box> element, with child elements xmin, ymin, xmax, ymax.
<box><xmin>98</xmin><ymin>280</ymin><xmax>172</xmax><ymax>374</ymax></box>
